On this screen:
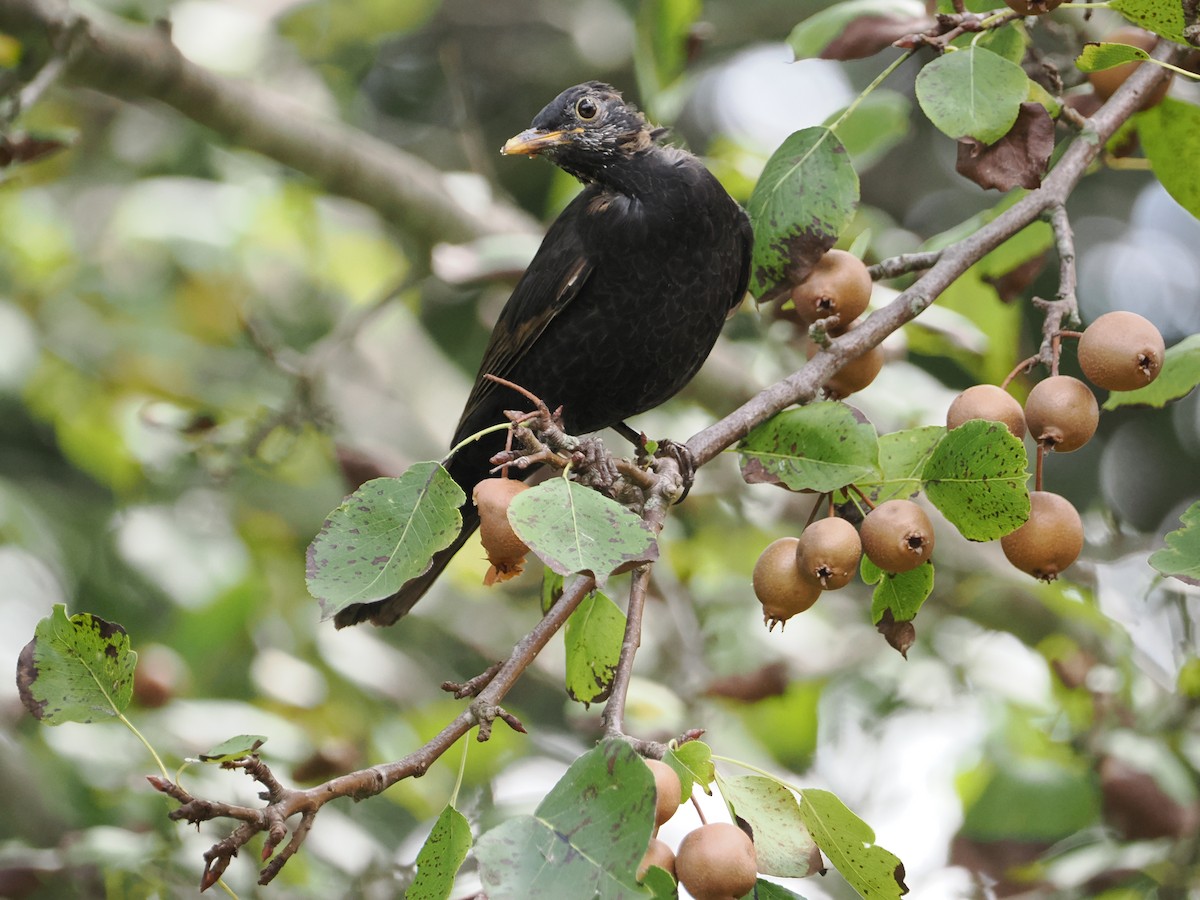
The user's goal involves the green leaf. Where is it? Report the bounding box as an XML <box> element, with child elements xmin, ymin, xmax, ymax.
<box><xmin>666</xmin><ymin>740</ymin><xmax>715</xmax><ymax>798</ymax></box>
<box><xmin>856</xmin><ymin>425</ymin><xmax>946</xmax><ymax>503</ymax></box>
<box><xmin>915</xmin><ymin>47</ymin><xmax>1031</xmax><ymax>143</ymax></box>
<box><xmin>797</xmin><ymin>789</ymin><xmax>908</xmax><ymax>899</ymax></box>
<box><xmin>787</xmin><ymin>0</ymin><xmax>926</xmax><ymax>59</ymax></box>
<box><xmin>16</xmin><ymin>604</ymin><xmax>136</xmax><ymax>725</ymax></box>
<box><xmin>869</xmin><ymin>561</ymin><xmax>934</xmax><ymax>624</ymax></box>
<box><xmin>1103</xmin><ymin>333</ymin><xmax>1200</xmax><ymax>409</ymax></box>
<box><xmin>860</xmin><ymin>553</ymin><xmax>884</xmax><ymax>585</ymax></box>
<box><xmin>198</xmin><ymin>735</ymin><xmax>267</xmax><ymax>763</ymax></box>
<box><xmin>747</xmin><ymin>127</ymin><xmax>859</xmax><ymax>301</ymax></box>
<box><xmin>1149</xmin><ymin>501</ymin><xmax>1200</xmax><ymax>586</ymax></box>
<box><xmin>639</xmin><ymin>865</ymin><xmax>676</xmax><ymax>899</ymax></box>
<box><xmin>409</xmin><ymin>804</ymin><xmax>473</xmax><ymax>900</ymax></box>
<box><xmin>826</xmin><ymin>90</ymin><xmax>913</xmax><ymax>172</ymax></box>
<box><xmin>508</xmin><ymin>478</ymin><xmax>658</xmax><ymax>589</ymax></box>
<box><xmin>922</xmin><ymin>420</ymin><xmax>1030</xmax><ymax>541</ymax></box>
<box><xmin>717</xmin><ymin>775</ymin><xmax>819</xmax><ymax>878</ymax></box>
<box><xmin>744</xmin><ymin>882</ymin><xmax>808</xmax><ymax>900</ymax></box>
<box><xmin>1110</xmin><ymin>0</ymin><xmax>1190</xmax><ymax>44</ymax></box>
<box><xmin>475</xmin><ymin>741</ymin><xmax>655</xmax><ymax>899</ymax></box>
<box><xmin>1075</xmin><ymin>41</ymin><xmax>1151</xmax><ymax>73</ymax></box>
<box><xmin>971</xmin><ymin>20</ymin><xmax>1028</xmax><ymax>64</ymax></box>
<box><xmin>564</xmin><ymin>591</ymin><xmax>626</xmax><ymax>706</ymax></box>
<box><xmin>1138</xmin><ymin>99</ymin><xmax>1200</xmax><ymax>220</ymax></box>
<box><xmin>739</xmin><ymin>402</ymin><xmax>879</xmax><ymax>492</ymax></box>
<box><xmin>307</xmin><ymin>464</ymin><xmax>465</xmax><ymax>619</ymax></box>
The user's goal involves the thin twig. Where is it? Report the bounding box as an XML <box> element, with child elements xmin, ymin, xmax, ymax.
<box><xmin>867</xmin><ymin>250</ymin><xmax>944</xmax><ymax>281</ymax></box>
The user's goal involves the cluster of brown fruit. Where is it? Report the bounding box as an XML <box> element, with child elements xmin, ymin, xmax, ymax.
<box><xmin>948</xmin><ymin>310</ymin><xmax>1165</xmax><ymax>580</ymax></box>
<box><xmin>473</xmin><ymin>477</ymin><xmax>531</xmax><ymax>584</ymax></box>
<box><xmin>752</xmin><ymin>500</ymin><xmax>935</xmax><ymax>629</ymax></box>
<box><xmin>638</xmin><ymin>759</ymin><xmax>759</xmax><ymax>898</ymax></box>
<box><xmin>779</xmin><ymin>249</ymin><xmax>882</xmax><ymax>398</ymax></box>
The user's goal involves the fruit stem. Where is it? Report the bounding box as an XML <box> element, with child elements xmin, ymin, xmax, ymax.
<box><xmin>847</xmin><ymin>483</ymin><xmax>876</xmax><ymax>512</ymax></box>
<box><xmin>1035</xmin><ymin>442</ymin><xmax>1045</xmax><ymax>492</ymax></box>
<box><xmin>1058</xmin><ymin>330</ymin><xmax>1083</xmax><ymax>340</ymax></box>
<box><xmin>804</xmin><ymin>493</ymin><xmax>830</xmax><ymax>529</ymax></box>
<box><xmin>690</xmin><ymin>794</ymin><xmax>708</xmax><ymax>826</ymax></box>
<box><xmin>1001</xmin><ymin>355</ymin><xmax>1039</xmax><ymax>390</ymax></box>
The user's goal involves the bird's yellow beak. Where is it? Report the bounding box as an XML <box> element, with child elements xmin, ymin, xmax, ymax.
<box><xmin>501</xmin><ymin>127</ymin><xmax>582</xmax><ymax>156</ymax></box>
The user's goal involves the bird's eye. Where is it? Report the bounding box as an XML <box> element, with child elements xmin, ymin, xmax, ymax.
<box><xmin>575</xmin><ymin>97</ymin><xmax>599</xmax><ymax>120</ymax></box>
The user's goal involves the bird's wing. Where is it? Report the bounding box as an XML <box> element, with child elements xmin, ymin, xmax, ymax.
<box><xmin>454</xmin><ymin>193</ymin><xmax>596</xmax><ymax>434</ymax></box>
<box><xmin>732</xmin><ymin>208</ymin><xmax>755</xmax><ymax>313</ymax></box>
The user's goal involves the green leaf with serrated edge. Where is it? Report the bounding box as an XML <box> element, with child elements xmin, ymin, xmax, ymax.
<box><xmin>739</xmin><ymin>402</ymin><xmax>879</xmax><ymax>492</ymax></box>
<box><xmin>825</xmin><ymin>90</ymin><xmax>912</xmax><ymax>172</ymax></box>
<box><xmin>788</xmin><ymin>0</ymin><xmax>926</xmax><ymax>59</ymax></box>
<box><xmin>1139</xmin><ymin>99</ymin><xmax>1200</xmax><ymax>220</ymax></box>
<box><xmin>717</xmin><ymin>775</ymin><xmax>819</xmax><ymax>878</ymax></box>
<box><xmin>1110</xmin><ymin>0</ymin><xmax>1189</xmax><ymax>44</ymax></box>
<box><xmin>743</xmin><ymin>882</ymin><xmax>808</xmax><ymax>900</ymax></box>
<box><xmin>410</xmin><ymin>804</ymin><xmax>472</xmax><ymax>900</ymax></box>
<box><xmin>856</xmin><ymin>426</ymin><xmax>946</xmax><ymax>503</ymax></box>
<box><xmin>915</xmin><ymin>47</ymin><xmax>1030</xmax><ymax>143</ymax></box>
<box><xmin>667</xmin><ymin>740</ymin><xmax>715</xmax><ymax>797</ymax></box>
<box><xmin>747</xmin><ymin>127</ymin><xmax>859</xmax><ymax>301</ymax></box>
<box><xmin>870</xmin><ymin>561</ymin><xmax>934</xmax><ymax>624</ymax></box>
<box><xmin>16</xmin><ymin>604</ymin><xmax>136</xmax><ymax>725</ymax></box>
<box><xmin>307</xmin><ymin>464</ymin><xmax>465</xmax><ymax>619</ymax></box>
<box><xmin>922</xmin><ymin>420</ymin><xmax>1030</xmax><ymax>541</ymax></box>
<box><xmin>1150</xmin><ymin>501</ymin><xmax>1200</xmax><ymax>586</ymax></box>
<box><xmin>564</xmin><ymin>591</ymin><xmax>625</xmax><ymax>707</ymax></box>
<box><xmin>1103</xmin><ymin>333</ymin><xmax>1200</xmax><ymax>409</ymax></box>
<box><xmin>798</xmin><ymin>788</ymin><xmax>908</xmax><ymax>899</ymax></box>
<box><xmin>198</xmin><ymin>735</ymin><xmax>267</xmax><ymax>763</ymax></box>
<box><xmin>508</xmin><ymin>479</ymin><xmax>657</xmax><ymax>589</ymax></box>
<box><xmin>475</xmin><ymin>741</ymin><xmax>655</xmax><ymax>899</ymax></box>
<box><xmin>1076</xmin><ymin>41</ymin><xmax>1151</xmax><ymax>73</ymax></box>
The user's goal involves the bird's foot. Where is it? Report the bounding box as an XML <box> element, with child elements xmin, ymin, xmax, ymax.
<box><xmin>571</xmin><ymin>436</ymin><xmax>619</xmax><ymax>491</ymax></box>
<box><xmin>652</xmin><ymin>439</ymin><xmax>696</xmax><ymax>504</ymax></box>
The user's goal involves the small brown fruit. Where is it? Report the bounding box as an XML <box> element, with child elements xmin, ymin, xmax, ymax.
<box><xmin>860</xmin><ymin>499</ymin><xmax>935</xmax><ymax>573</ymax></box>
<box><xmin>638</xmin><ymin>838</ymin><xmax>676</xmax><ymax>881</ymax></box>
<box><xmin>753</xmin><ymin>537</ymin><xmax>822</xmax><ymax>630</ymax></box>
<box><xmin>789</xmin><ymin>249</ymin><xmax>872</xmax><ymax>328</ymax></box>
<box><xmin>644</xmin><ymin>758</ymin><xmax>682</xmax><ymax>828</ymax></box>
<box><xmin>473</xmin><ymin>478</ymin><xmax>531</xmax><ymax>584</ymax></box>
<box><xmin>1087</xmin><ymin>27</ymin><xmax>1172</xmax><ymax>110</ymax></box>
<box><xmin>1024</xmin><ymin>375</ymin><xmax>1099</xmax><ymax>452</ymax></box>
<box><xmin>946</xmin><ymin>383</ymin><xmax>1026</xmax><ymax>439</ymax></box>
<box><xmin>796</xmin><ymin>517</ymin><xmax>862</xmax><ymax>590</ymax></box>
<box><xmin>805</xmin><ymin>321</ymin><xmax>885</xmax><ymax>398</ymax></box>
<box><xmin>675</xmin><ymin>822</ymin><xmax>758</xmax><ymax>900</ymax></box>
<box><xmin>1078</xmin><ymin>310</ymin><xmax>1165</xmax><ymax>391</ymax></box>
<box><xmin>1004</xmin><ymin>0</ymin><xmax>1063</xmax><ymax>14</ymax></box>
<box><xmin>1001</xmin><ymin>491</ymin><xmax>1083</xmax><ymax>580</ymax></box>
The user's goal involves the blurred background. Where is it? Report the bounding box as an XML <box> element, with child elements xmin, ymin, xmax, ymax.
<box><xmin>2</xmin><ymin>0</ymin><xmax>1199</xmax><ymax>897</ymax></box>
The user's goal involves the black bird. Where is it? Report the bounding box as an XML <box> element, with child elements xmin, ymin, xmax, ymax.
<box><xmin>336</xmin><ymin>82</ymin><xmax>753</xmax><ymax>628</ymax></box>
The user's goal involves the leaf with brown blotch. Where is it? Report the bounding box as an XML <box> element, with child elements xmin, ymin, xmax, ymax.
<box><xmin>956</xmin><ymin>102</ymin><xmax>1055</xmax><ymax>192</ymax></box>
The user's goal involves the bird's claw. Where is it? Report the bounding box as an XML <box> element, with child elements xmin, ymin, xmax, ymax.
<box><xmin>653</xmin><ymin>439</ymin><xmax>696</xmax><ymax>503</ymax></box>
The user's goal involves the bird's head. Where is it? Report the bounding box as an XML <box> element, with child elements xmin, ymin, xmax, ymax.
<box><xmin>502</xmin><ymin>82</ymin><xmax>662</xmax><ymax>183</ymax></box>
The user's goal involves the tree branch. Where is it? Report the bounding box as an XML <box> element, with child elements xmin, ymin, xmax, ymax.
<box><xmin>0</xmin><ymin>0</ymin><xmax>536</xmax><ymax>247</ymax></box>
